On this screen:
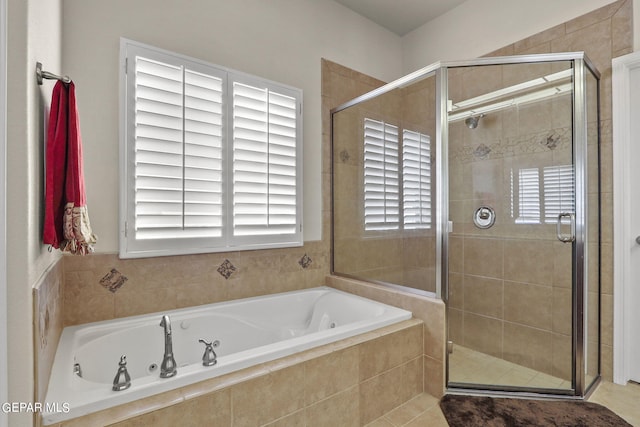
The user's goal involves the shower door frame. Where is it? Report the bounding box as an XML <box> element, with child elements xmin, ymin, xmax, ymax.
<box><xmin>437</xmin><ymin>52</ymin><xmax>601</xmax><ymax>398</ymax></box>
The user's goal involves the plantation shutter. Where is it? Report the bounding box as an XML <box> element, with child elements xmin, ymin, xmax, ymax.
<box><xmin>232</xmin><ymin>81</ymin><xmax>299</xmax><ymax>237</ymax></box>
<box><xmin>133</xmin><ymin>56</ymin><xmax>224</xmax><ymax>240</ymax></box>
<box><xmin>121</xmin><ymin>40</ymin><xmax>303</xmax><ymax>258</ymax></box>
<box><xmin>543</xmin><ymin>165</ymin><xmax>575</xmax><ymax>223</ymax></box>
<box><xmin>364</xmin><ymin>118</ymin><xmax>399</xmax><ymax>231</ymax></box>
<box><xmin>516</xmin><ymin>168</ymin><xmax>541</xmax><ymax>224</ymax></box>
<box><xmin>402</xmin><ymin>130</ymin><xmax>432</xmax><ymax>229</ymax></box>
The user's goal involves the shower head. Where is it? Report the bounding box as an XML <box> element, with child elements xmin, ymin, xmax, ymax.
<box><xmin>465</xmin><ymin>114</ymin><xmax>485</xmax><ymax>129</ymax></box>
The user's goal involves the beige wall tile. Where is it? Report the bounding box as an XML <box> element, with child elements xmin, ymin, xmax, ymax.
<box><xmin>401</xmin><ymin>356</ymin><xmax>424</xmax><ymax>402</ymax></box>
<box><xmin>359</xmin><ymin>323</ymin><xmax>423</xmax><ymax>381</ymax></box>
<box><xmin>360</xmin><ymin>366</ymin><xmax>404</xmax><ymax>425</ymax></box>
<box><xmin>503</xmin><ymin>281</ymin><xmax>552</xmax><ymax>330</ymax></box>
<box><xmin>107</xmin><ymin>390</ymin><xmax>230</xmax><ymax>427</ymax></box>
<box><xmin>463</xmin><ymin>313</ymin><xmax>502</xmax><ymax>359</ymax></box>
<box><xmin>304</xmin><ymin>346</ymin><xmax>359</xmax><ymax>405</ymax></box>
<box><xmin>262</xmin><ymin>409</ymin><xmax>306</xmax><ymax>427</ymax></box>
<box><xmin>231</xmin><ymin>365</ymin><xmax>305</xmax><ymax>426</ymax></box>
<box><xmin>306</xmin><ymin>385</ymin><xmax>360</xmax><ymax>427</ymax></box>
<box><xmin>552</xmin><ymin>333</ymin><xmax>572</xmax><ymax>381</ymax></box>
<box><xmin>503</xmin><ymin>239</ymin><xmax>554</xmax><ymax>286</ymax></box>
<box><xmin>464</xmin><ymin>275</ymin><xmax>503</xmax><ymax>319</ymax></box>
<box><xmin>424</xmin><ymin>356</ymin><xmax>444</xmax><ymax>398</ymax></box>
<box><xmin>463</xmin><ymin>237</ymin><xmax>504</xmax><ymax>279</ymax></box>
<box><xmin>552</xmin><ymin>287</ymin><xmax>572</xmax><ymax>336</ymax></box>
<box><xmin>503</xmin><ymin>322</ymin><xmax>553</xmax><ymax>376</ymax></box>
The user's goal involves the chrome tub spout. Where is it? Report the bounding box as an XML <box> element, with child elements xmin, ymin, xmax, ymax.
<box><xmin>159</xmin><ymin>315</ymin><xmax>177</xmax><ymax>378</ymax></box>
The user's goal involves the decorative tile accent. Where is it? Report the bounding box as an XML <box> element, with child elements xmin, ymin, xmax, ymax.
<box><xmin>541</xmin><ymin>133</ymin><xmax>560</xmax><ymax>150</ymax></box>
<box><xmin>100</xmin><ymin>268</ymin><xmax>128</xmax><ymax>293</ymax></box>
<box><xmin>473</xmin><ymin>143</ymin><xmax>492</xmax><ymax>158</ymax></box>
<box><xmin>217</xmin><ymin>259</ymin><xmax>237</xmax><ymax>279</ymax></box>
<box><xmin>299</xmin><ymin>254</ymin><xmax>313</xmax><ymax>269</ymax></box>
<box><xmin>339</xmin><ymin>149</ymin><xmax>350</xmax><ymax>163</ymax></box>
<box><xmin>450</xmin><ymin>126</ymin><xmax>571</xmax><ymax>163</ymax></box>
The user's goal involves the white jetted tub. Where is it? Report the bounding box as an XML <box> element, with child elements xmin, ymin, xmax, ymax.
<box><xmin>43</xmin><ymin>286</ymin><xmax>412</xmax><ymax>424</ymax></box>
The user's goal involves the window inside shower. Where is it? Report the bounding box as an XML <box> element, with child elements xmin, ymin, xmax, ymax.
<box><xmin>332</xmin><ymin>74</ymin><xmax>438</xmax><ymax>295</ymax></box>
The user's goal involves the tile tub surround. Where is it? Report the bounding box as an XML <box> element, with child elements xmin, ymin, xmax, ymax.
<box><xmin>40</xmin><ymin>318</ymin><xmax>425</xmax><ymax>427</ymax></box>
<box><xmin>62</xmin><ymin>243</ymin><xmax>329</xmax><ymax>326</ymax></box>
<box><xmin>33</xmin><ymin>261</ymin><xmax>64</xmax><ymax>405</ymax></box>
<box><xmin>326</xmin><ymin>275</ymin><xmax>446</xmax><ymax>398</ymax></box>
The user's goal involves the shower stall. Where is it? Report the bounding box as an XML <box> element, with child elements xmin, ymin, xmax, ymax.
<box><xmin>331</xmin><ymin>53</ymin><xmax>601</xmax><ymax>397</ymax></box>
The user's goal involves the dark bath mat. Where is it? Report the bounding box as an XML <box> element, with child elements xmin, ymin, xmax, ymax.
<box><xmin>439</xmin><ymin>394</ymin><xmax>632</xmax><ymax>427</ymax></box>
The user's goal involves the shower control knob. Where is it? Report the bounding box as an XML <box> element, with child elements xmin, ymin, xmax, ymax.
<box><xmin>636</xmin><ymin>236</ymin><xmax>640</xmax><ymax>245</ymax></box>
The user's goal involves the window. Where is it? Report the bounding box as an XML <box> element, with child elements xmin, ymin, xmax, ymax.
<box><xmin>363</xmin><ymin>118</ymin><xmax>432</xmax><ymax>232</ymax></box>
<box><xmin>511</xmin><ymin>165</ymin><xmax>574</xmax><ymax>225</ymax></box>
<box><xmin>120</xmin><ymin>39</ymin><xmax>302</xmax><ymax>258</ymax></box>
<box><xmin>402</xmin><ymin>130</ymin><xmax>432</xmax><ymax>229</ymax></box>
<box><xmin>363</xmin><ymin>118</ymin><xmax>399</xmax><ymax>231</ymax></box>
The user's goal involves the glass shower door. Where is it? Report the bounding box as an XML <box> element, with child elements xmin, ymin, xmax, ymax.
<box><xmin>445</xmin><ymin>60</ymin><xmax>577</xmax><ymax>392</ymax></box>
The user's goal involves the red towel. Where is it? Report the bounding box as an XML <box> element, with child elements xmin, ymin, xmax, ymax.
<box><xmin>43</xmin><ymin>81</ymin><xmax>97</xmax><ymax>254</ymax></box>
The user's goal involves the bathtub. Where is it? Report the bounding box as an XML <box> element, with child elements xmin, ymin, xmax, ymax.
<box><xmin>42</xmin><ymin>286</ymin><xmax>412</xmax><ymax>424</ymax></box>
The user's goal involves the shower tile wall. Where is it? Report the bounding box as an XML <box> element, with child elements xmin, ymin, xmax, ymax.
<box><xmin>331</xmin><ymin>69</ymin><xmax>437</xmax><ymax>293</ymax></box>
<box><xmin>447</xmin><ymin>0</ymin><xmax>632</xmax><ymax>382</ymax></box>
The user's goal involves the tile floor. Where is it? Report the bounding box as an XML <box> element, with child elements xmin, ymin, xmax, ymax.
<box><xmin>365</xmin><ymin>345</ymin><xmax>640</xmax><ymax>426</ymax></box>
<box><xmin>449</xmin><ymin>345</ymin><xmax>572</xmax><ymax>389</ymax></box>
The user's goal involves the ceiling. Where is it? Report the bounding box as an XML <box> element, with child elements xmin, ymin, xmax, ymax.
<box><xmin>333</xmin><ymin>0</ymin><xmax>468</xmax><ymax>36</ymax></box>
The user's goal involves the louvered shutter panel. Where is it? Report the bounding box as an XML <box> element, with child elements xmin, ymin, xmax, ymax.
<box><xmin>232</xmin><ymin>81</ymin><xmax>298</xmax><ymax>237</ymax></box>
<box><xmin>133</xmin><ymin>56</ymin><xmax>224</xmax><ymax>240</ymax></box>
<box><xmin>516</xmin><ymin>168</ymin><xmax>541</xmax><ymax>224</ymax></box>
<box><xmin>364</xmin><ymin>118</ymin><xmax>399</xmax><ymax>231</ymax></box>
<box><xmin>121</xmin><ymin>40</ymin><xmax>302</xmax><ymax>258</ymax></box>
<box><xmin>543</xmin><ymin>165</ymin><xmax>575</xmax><ymax>223</ymax></box>
<box><xmin>402</xmin><ymin>130</ymin><xmax>431</xmax><ymax>229</ymax></box>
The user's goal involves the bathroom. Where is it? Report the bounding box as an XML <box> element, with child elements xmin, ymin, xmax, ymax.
<box><xmin>2</xmin><ymin>0</ymin><xmax>639</xmax><ymax>426</ymax></box>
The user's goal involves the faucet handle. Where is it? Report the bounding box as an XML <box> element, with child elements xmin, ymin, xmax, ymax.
<box><xmin>198</xmin><ymin>339</ymin><xmax>219</xmax><ymax>367</ymax></box>
<box><xmin>112</xmin><ymin>355</ymin><xmax>131</xmax><ymax>391</ymax></box>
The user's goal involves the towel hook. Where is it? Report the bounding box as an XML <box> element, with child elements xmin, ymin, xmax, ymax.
<box><xmin>36</xmin><ymin>62</ymin><xmax>71</xmax><ymax>85</ymax></box>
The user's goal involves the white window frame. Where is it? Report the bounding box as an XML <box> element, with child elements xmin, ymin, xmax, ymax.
<box><xmin>119</xmin><ymin>39</ymin><xmax>303</xmax><ymax>258</ymax></box>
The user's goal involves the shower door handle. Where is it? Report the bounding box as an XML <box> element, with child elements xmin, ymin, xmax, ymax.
<box><xmin>556</xmin><ymin>212</ymin><xmax>575</xmax><ymax>243</ymax></box>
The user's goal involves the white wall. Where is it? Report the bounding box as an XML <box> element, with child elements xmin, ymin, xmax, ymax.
<box><xmin>402</xmin><ymin>0</ymin><xmax>628</xmax><ymax>73</ymax></box>
<box><xmin>61</xmin><ymin>0</ymin><xmax>404</xmax><ymax>251</ymax></box>
<box><xmin>62</xmin><ymin>0</ymin><xmax>636</xmax><ymax>253</ymax></box>
<box><xmin>6</xmin><ymin>0</ymin><xmax>62</xmax><ymax>424</ymax></box>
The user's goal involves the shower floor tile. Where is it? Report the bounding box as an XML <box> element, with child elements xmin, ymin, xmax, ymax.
<box><xmin>448</xmin><ymin>345</ymin><xmax>571</xmax><ymax>390</ymax></box>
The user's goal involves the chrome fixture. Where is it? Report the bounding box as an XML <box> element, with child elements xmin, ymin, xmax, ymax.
<box><xmin>473</xmin><ymin>206</ymin><xmax>495</xmax><ymax>229</ymax></box>
<box><xmin>198</xmin><ymin>339</ymin><xmax>220</xmax><ymax>367</ymax></box>
<box><xmin>112</xmin><ymin>355</ymin><xmax>131</xmax><ymax>391</ymax></box>
<box><xmin>465</xmin><ymin>113</ymin><xmax>485</xmax><ymax>129</ymax></box>
<box><xmin>556</xmin><ymin>212</ymin><xmax>576</xmax><ymax>243</ymax></box>
<box><xmin>159</xmin><ymin>315</ymin><xmax>177</xmax><ymax>378</ymax></box>
<box><xmin>73</xmin><ymin>362</ymin><xmax>82</xmax><ymax>378</ymax></box>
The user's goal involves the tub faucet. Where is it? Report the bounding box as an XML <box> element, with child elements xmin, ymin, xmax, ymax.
<box><xmin>159</xmin><ymin>315</ymin><xmax>177</xmax><ymax>378</ymax></box>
